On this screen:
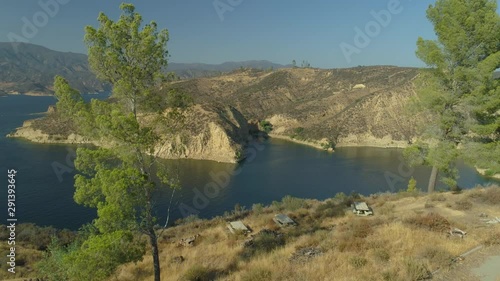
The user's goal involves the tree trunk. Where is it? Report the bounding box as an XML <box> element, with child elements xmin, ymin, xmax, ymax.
<box><xmin>427</xmin><ymin>166</ymin><xmax>438</xmax><ymax>193</ymax></box>
<box><xmin>149</xmin><ymin>229</ymin><xmax>161</xmax><ymax>281</ymax></box>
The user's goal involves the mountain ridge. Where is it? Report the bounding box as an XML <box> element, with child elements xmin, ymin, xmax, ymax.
<box><xmin>0</xmin><ymin>42</ymin><xmax>291</xmax><ymax>94</ymax></box>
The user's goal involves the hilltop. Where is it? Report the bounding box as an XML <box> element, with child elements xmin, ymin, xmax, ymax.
<box><xmin>167</xmin><ymin>66</ymin><xmax>422</xmax><ymax>149</ymax></box>
<box><xmin>0</xmin><ymin>42</ymin><xmax>288</xmax><ymax>95</ymax></box>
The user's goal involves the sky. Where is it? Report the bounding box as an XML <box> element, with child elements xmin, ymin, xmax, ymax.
<box><xmin>0</xmin><ymin>0</ymin><xmax>499</xmax><ymax>68</ymax></box>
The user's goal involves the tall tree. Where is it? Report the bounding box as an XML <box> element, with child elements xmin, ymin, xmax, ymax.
<box><xmin>68</xmin><ymin>3</ymin><xmax>177</xmax><ymax>281</ymax></box>
<box><xmin>406</xmin><ymin>0</ymin><xmax>500</xmax><ymax>192</ymax></box>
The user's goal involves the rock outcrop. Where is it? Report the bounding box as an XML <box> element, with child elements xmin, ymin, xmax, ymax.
<box><xmin>8</xmin><ymin>103</ymin><xmax>249</xmax><ymax>163</ymax></box>
<box><xmin>169</xmin><ymin>66</ymin><xmax>422</xmax><ymax>149</ymax></box>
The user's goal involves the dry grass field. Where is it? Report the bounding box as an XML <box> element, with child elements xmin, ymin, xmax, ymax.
<box><xmin>109</xmin><ymin>185</ymin><xmax>500</xmax><ymax>281</ymax></box>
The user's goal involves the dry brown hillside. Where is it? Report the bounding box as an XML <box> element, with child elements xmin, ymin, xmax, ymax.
<box><xmin>168</xmin><ymin>66</ymin><xmax>422</xmax><ymax>148</ymax></box>
<box><xmin>112</xmin><ymin>186</ymin><xmax>500</xmax><ymax>281</ymax></box>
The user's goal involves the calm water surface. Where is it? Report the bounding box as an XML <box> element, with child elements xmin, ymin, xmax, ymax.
<box><xmin>0</xmin><ymin>95</ymin><xmax>497</xmax><ymax>230</ymax></box>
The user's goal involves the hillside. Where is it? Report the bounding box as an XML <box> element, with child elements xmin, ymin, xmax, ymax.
<box><xmin>0</xmin><ymin>42</ymin><xmax>109</xmax><ymax>95</ymax></box>
<box><xmin>167</xmin><ymin>66</ymin><xmax>423</xmax><ymax>148</ymax></box>
<box><xmin>0</xmin><ymin>42</ymin><xmax>289</xmax><ymax>94</ymax></box>
<box><xmin>3</xmin><ymin>186</ymin><xmax>499</xmax><ymax>280</ymax></box>
<box><xmin>115</xmin><ymin>186</ymin><xmax>500</xmax><ymax>281</ymax></box>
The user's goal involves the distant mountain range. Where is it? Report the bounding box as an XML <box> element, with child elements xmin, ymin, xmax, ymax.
<box><xmin>0</xmin><ymin>42</ymin><xmax>289</xmax><ymax>95</ymax></box>
<box><xmin>0</xmin><ymin>42</ymin><xmax>109</xmax><ymax>95</ymax></box>
<box><xmin>1</xmin><ymin>42</ymin><xmax>497</xmax><ymax>96</ymax></box>
<box><xmin>167</xmin><ymin>61</ymin><xmax>289</xmax><ymax>79</ymax></box>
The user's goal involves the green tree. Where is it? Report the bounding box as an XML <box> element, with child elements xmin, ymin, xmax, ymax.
<box><xmin>53</xmin><ymin>75</ymin><xmax>84</xmax><ymax>118</ymax></box>
<box><xmin>292</xmin><ymin>59</ymin><xmax>297</xmax><ymax>68</ymax></box>
<box><xmin>406</xmin><ymin>0</ymin><xmax>500</xmax><ymax>192</ymax></box>
<box><xmin>58</xmin><ymin>3</ymin><xmax>180</xmax><ymax>281</ymax></box>
<box><xmin>38</xmin><ymin>231</ymin><xmax>144</xmax><ymax>281</ymax></box>
<box><xmin>407</xmin><ymin>177</ymin><xmax>417</xmax><ymax>192</ymax></box>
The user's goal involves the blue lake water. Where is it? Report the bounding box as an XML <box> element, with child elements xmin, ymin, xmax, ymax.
<box><xmin>0</xmin><ymin>95</ymin><xmax>497</xmax><ymax>230</ymax></box>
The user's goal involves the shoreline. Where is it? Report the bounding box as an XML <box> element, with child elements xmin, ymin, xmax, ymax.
<box><xmin>268</xmin><ymin>133</ymin><xmax>410</xmax><ymax>151</ymax></box>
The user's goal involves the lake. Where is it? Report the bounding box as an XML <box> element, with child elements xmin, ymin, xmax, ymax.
<box><xmin>0</xmin><ymin>95</ymin><xmax>497</xmax><ymax>230</ymax></box>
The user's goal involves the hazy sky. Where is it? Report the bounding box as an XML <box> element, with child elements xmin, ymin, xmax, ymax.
<box><xmin>1</xmin><ymin>0</ymin><xmax>499</xmax><ymax>68</ymax></box>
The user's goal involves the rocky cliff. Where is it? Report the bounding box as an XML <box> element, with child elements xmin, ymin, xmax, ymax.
<box><xmin>154</xmin><ymin>104</ymin><xmax>249</xmax><ymax>162</ymax></box>
<box><xmin>8</xmin><ymin>103</ymin><xmax>249</xmax><ymax>163</ymax></box>
<box><xmin>167</xmin><ymin>66</ymin><xmax>422</xmax><ymax>148</ymax></box>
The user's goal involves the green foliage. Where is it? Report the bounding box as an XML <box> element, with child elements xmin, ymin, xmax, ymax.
<box><xmin>165</xmin><ymin>89</ymin><xmax>193</xmax><ymax>109</ymax></box>
<box><xmin>321</xmin><ymin>139</ymin><xmax>336</xmax><ymax>150</ymax></box>
<box><xmin>53</xmin><ymin>75</ymin><xmax>84</xmax><ymax>118</ymax></box>
<box><xmin>259</xmin><ymin>120</ymin><xmax>273</xmax><ymax>133</ymax></box>
<box><xmin>84</xmin><ymin>3</ymin><xmax>169</xmax><ymax>114</ymax></box>
<box><xmin>36</xmin><ymin>239</ymin><xmax>73</xmax><ymax>281</ymax></box>
<box><xmin>290</xmin><ymin>127</ymin><xmax>305</xmax><ymax>140</ymax></box>
<box><xmin>411</xmin><ymin>0</ymin><xmax>500</xmax><ymax>192</ymax></box>
<box><xmin>49</xmin><ymin>4</ymin><xmax>179</xmax><ymax>280</ymax></box>
<box><xmin>407</xmin><ymin>177</ymin><xmax>417</xmax><ymax>192</ymax></box>
<box><xmin>64</xmin><ymin>231</ymin><xmax>145</xmax><ymax>281</ymax></box>
<box><xmin>37</xmin><ymin>231</ymin><xmax>144</xmax><ymax>281</ymax></box>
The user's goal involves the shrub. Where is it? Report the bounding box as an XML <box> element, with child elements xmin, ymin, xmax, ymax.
<box><xmin>252</xmin><ymin>203</ymin><xmax>264</xmax><ymax>215</ymax></box>
<box><xmin>429</xmin><ymin>193</ymin><xmax>446</xmax><ymax>202</ymax></box>
<box><xmin>182</xmin><ymin>265</ymin><xmax>214</xmax><ymax>281</ymax></box>
<box><xmin>280</xmin><ymin>195</ymin><xmax>307</xmax><ymax>211</ymax></box>
<box><xmin>419</xmin><ymin>247</ymin><xmax>453</xmax><ymax>267</ymax></box>
<box><xmin>241</xmin><ymin>268</ymin><xmax>273</xmax><ymax>281</ymax></box>
<box><xmin>314</xmin><ymin>200</ymin><xmax>345</xmax><ymax>219</ymax></box>
<box><xmin>259</xmin><ymin>120</ymin><xmax>273</xmax><ymax>134</ymax></box>
<box><xmin>482</xmin><ymin>187</ymin><xmax>500</xmax><ymax>204</ymax></box>
<box><xmin>334</xmin><ymin>192</ymin><xmax>347</xmax><ymax>201</ymax></box>
<box><xmin>424</xmin><ymin>202</ymin><xmax>434</xmax><ymax>208</ymax></box>
<box><xmin>373</xmin><ymin>248</ymin><xmax>390</xmax><ymax>262</ymax></box>
<box><xmin>241</xmin><ymin>230</ymin><xmax>285</xmax><ymax>259</ymax></box>
<box><xmin>349</xmin><ymin>256</ymin><xmax>368</xmax><ymax>268</ymax></box>
<box><xmin>336</xmin><ymin>219</ymin><xmax>377</xmax><ymax>252</ymax></box>
<box><xmin>404</xmin><ymin>213</ymin><xmax>450</xmax><ymax>232</ymax></box>
<box><xmin>407</xmin><ymin>177</ymin><xmax>417</xmax><ymax>192</ymax></box>
<box><xmin>405</xmin><ymin>259</ymin><xmax>431</xmax><ymax>281</ymax></box>
<box><xmin>291</xmin><ymin>127</ymin><xmax>305</xmax><ymax>139</ymax></box>
<box><xmin>378</xmin><ymin>203</ymin><xmax>396</xmax><ymax>215</ymax></box>
<box><xmin>454</xmin><ymin>199</ymin><xmax>472</xmax><ymax>211</ymax></box>
<box><xmin>381</xmin><ymin>270</ymin><xmax>399</xmax><ymax>281</ymax></box>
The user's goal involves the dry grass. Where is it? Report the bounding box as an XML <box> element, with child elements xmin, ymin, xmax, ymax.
<box><xmin>111</xmin><ymin>186</ymin><xmax>500</xmax><ymax>281</ymax></box>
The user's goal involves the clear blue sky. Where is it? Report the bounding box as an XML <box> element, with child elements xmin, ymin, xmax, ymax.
<box><xmin>0</xmin><ymin>0</ymin><xmax>499</xmax><ymax>68</ymax></box>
